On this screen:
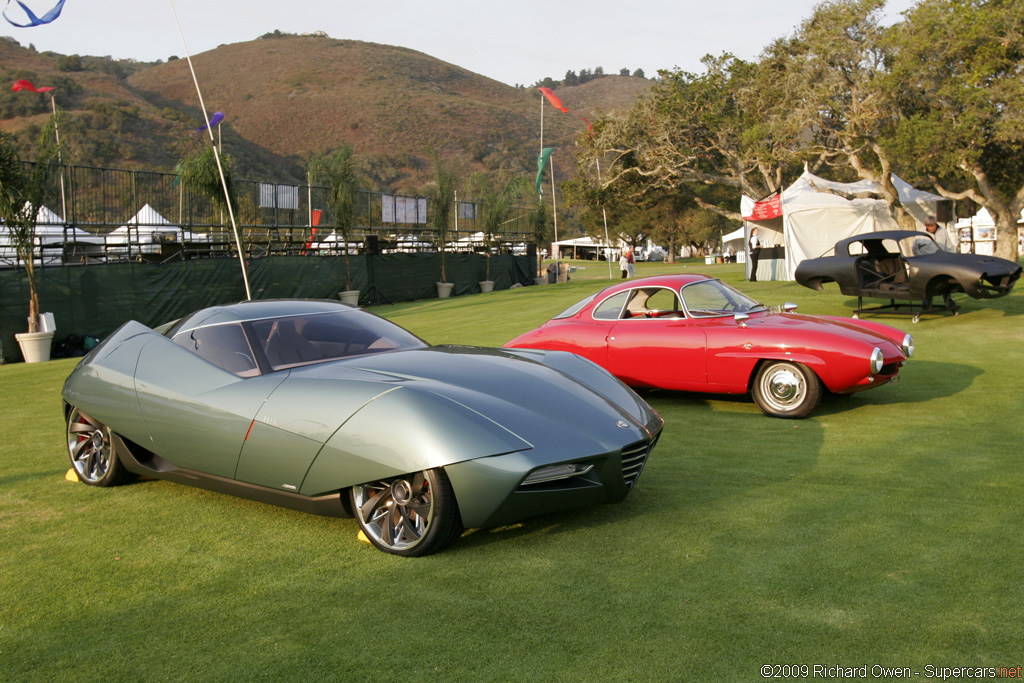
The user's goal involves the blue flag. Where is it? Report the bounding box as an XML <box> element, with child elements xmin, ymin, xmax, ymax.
<box><xmin>4</xmin><ymin>0</ymin><xmax>67</xmax><ymax>27</ymax></box>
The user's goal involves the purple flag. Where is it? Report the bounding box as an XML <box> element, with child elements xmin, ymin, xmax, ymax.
<box><xmin>196</xmin><ymin>111</ymin><xmax>225</xmax><ymax>134</ymax></box>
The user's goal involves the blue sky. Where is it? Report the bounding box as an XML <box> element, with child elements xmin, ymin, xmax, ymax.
<box><xmin>3</xmin><ymin>0</ymin><xmax>918</xmax><ymax>86</ymax></box>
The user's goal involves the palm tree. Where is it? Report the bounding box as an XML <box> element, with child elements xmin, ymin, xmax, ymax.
<box><xmin>176</xmin><ymin>147</ymin><xmax>239</xmax><ymax>221</ymax></box>
<box><xmin>176</xmin><ymin>145</ymin><xmax>251</xmax><ymax>299</ymax></box>
<box><xmin>428</xmin><ymin>153</ymin><xmax>458</xmax><ymax>284</ymax></box>
<box><xmin>0</xmin><ymin>118</ymin><xmax>61</xmax><ymax>334</ymax></box>
<box><xmin>308</xmin><ymin>146</ymin><xmax>360</xmax><ymax>291</ymax></box>
<box><xmin>470</xmin><ymin>174</ymin><xmax>529</xmax><ymax>282</ymax></box>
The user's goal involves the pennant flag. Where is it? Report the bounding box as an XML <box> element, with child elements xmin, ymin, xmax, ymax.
<box><xmin>538</xmin><ymin>87</ymin><xmax>568</xmax><ymax>113</ymax></box>
<box><xmin>196</xmin><ymin>111</ymin><xmax>225</xmax><ymax>134</ymax></box>
<box><xmin>536</xmin><ymin>147</ymin><xmax>554</xmax><ymax>194</ymax></box>
<box><xmin>3</xmin><ymin>0</ymin><xmax>67</xmax><ymax>27</ymax></box>
<box><xmin>12</xmin><ymin>78</ymin><xmax>54</xmax><ymax>93</ymax></box>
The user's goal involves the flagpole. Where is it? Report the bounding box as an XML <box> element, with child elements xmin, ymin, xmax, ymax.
<box><xmin>48</xmin><ymin>94</ymin><xmax>67</xmax><ymax>224</ymax></box>
<box><xmin>549</xmin><ymin>151</ymin><xmax>558</xmax><ymax>245</ymax></box>
<box><xmin>539</xmin><ymin>95</ymin><xmax>545</xmax><ymax>200</ymax></box>
<box><xmin>168</xmin><ymin>0</ymin><xmax>252</xmax><ymax>301</ymax></box>
<box><xmin>596</xmin><ymin>158</ymin><xmax>612</xmax><ymax>279</ymax></box>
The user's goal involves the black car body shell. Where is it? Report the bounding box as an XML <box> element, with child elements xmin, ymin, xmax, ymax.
<box><xmin>795</xmin><ymin>230</ymin><xmax>1021</xmax><ymax>300</ymax></box>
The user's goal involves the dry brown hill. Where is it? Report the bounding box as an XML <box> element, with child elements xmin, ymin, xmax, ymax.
<box><xmin>2</xmin><ymin>34</ymin><xmax>652</xmax><ymax>192</ymax></box>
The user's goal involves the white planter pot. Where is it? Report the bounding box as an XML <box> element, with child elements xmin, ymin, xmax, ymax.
<box><xmin>338</xmin><ymin>290</ymin><xmax>361</xmax><ymax>306</ymax></box>
<box><xmin>15</xmin><ymin>330</ymin><xmax>55</xmax><ymax>363</ymax></box>
<box><xmin>479</xmin><ymin>280</ymin><xmax>494</xmax><ymax>293</ymax></box>
<box><xmin>436</xmin><ymin>282</ymin><xmax>455</xmax><ymax>299</ymax></box>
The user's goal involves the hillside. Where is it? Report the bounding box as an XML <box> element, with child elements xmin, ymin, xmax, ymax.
<box><xmin>1</xmin><ymin>34</ymin><xmax>652</xmax><ymax>193</ymax></box>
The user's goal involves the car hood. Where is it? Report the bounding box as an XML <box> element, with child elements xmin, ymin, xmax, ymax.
<box><xmin>739</xmin><ymin>311</ymin><xmax>903</xmax><ymax>348</ymax></box>
<box><xmin>288</xmin><ymin>346</ymin><xmax>661</xmax><ymax>455</ymax></box>
<box><xmin>913</xmin><ymin>251</ymin><xmax>1021</xmax><ymax>274</ymax></box>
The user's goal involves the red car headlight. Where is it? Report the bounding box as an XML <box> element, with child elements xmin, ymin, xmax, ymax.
<box><xmin>870</xmin><ymin>347</ymin><xmax>884</xmax><ymax>374</ymax></box>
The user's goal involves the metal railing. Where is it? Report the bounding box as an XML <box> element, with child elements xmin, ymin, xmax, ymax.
<box><xmin>2</xmin><ymin>163</ymin><xmax>536</xmax><ymax>267</ymax></box>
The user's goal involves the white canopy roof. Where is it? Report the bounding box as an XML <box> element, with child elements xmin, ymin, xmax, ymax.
<box><xmin>772</xmin><ymin>171</ymin><xmax>946</xmax><ymax>280</ymax></box>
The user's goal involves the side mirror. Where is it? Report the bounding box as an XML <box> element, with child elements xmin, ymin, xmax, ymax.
<box><xmin>783</xmin><ymin>302</ymin><xmax>798</xmax><ymax>312</ymax></box>
<box><xmin>734</xmin><ymin>312</ymin><xmax>749</xmax><ymax>326</ymax></box>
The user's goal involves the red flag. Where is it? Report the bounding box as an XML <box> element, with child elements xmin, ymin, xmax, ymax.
<box><xmin>12</xmin><ymin>79</ymin><xmax>55</xmax><ymax>93</ymax></box>
<box><xmin>12</xmin><ymin>79</ymin><xmax>54</xmax><ymax>93</ymax></box>
<box><xmin>538</xmin><ymin>87</ymin><xmax>568</xmax><ymax>113</ymax></box>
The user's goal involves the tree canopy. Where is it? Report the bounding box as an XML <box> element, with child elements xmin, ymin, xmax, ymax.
<box><xmin>575</xmin><ymin>0</ymin><xmax>1024</xmax><ymax>260</ymax></box>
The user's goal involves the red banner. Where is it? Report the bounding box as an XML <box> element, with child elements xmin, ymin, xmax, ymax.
<box><xmin>12</xmin><ymin>79</ymin><xmax>54</xmax><ymax>93</ymax></box>
<box><xmin>538</xmin><ymin>87</ymin><xmax>568</xmax><ymax>113</ymax></box>
<box><xmin>743</xmin><ymin>191</ymin><xmax>781</xmax><ymax>221</ymax></box>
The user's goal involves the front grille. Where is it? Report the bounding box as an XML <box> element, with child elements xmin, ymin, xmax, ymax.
<box><xmin>621</xmin><ymin>437</ymin><xmax>655</xmax><ymax>489</ymax></box>
<box><xmin>880</xmin><ymin>362</ymin><xmax>900</xmax><ymax>376</ymax></box>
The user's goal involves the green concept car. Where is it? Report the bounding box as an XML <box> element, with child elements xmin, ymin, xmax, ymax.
<box><xmin>63</xmin><ymin>299</ymin><xmax>663</xmax><ymax>556</ymax></box>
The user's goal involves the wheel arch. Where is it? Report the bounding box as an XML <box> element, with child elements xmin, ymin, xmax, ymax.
<box><xmin>746</xmin><ymin>354</ymin><xmax>829</xmax><ymax>394</ymax></box>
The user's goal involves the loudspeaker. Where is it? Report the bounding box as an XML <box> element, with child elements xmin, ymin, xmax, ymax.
<box><xmin>365</xmin><ymin>235</ymin><xmax>380</xmax><ymax>255</ymax></box>
<box><xmin>935</xmin><ymin>199</ymin><xmax>953</xmax><ymax>223</ymax></box>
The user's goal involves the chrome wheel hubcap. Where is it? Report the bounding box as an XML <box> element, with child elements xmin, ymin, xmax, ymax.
<box><xmin>354</xmin><ymin>472</ymin><xmax>434</xmax><ymax>551</ymax></box>
<box><xmin>761</xmin><ymin>366</ymin><xmax>806</xmax><ymax>412</ymax></box>
<box><xmin>67</xmin><ymin>408</ymin><xmax>112</xmax><ymax>483</ymax></box>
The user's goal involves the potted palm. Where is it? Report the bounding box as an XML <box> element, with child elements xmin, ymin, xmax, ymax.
<box><xmin>0</xmin><ymin>119</ymin><xmax>61</xmax><ymax>362</ymax></box>
<box><xmin>472</xmin><ymin>174</ymin><xmax>529</xmax><ymax>293</ymax></box>
<box><xmin>308</xmin><ymin>146</ymin><xmax>360</xmax><ymax>305</ymax></box>
<box><xmin>429</xmin><ymin>154</ymin><xmax>458</xmax><ymax>298</ymax></box>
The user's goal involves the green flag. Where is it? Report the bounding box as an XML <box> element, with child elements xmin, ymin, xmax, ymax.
<box><xmin>535</xmin><ymin>147</ymin><xmax>554</xmax><ymax>194</ymax></box>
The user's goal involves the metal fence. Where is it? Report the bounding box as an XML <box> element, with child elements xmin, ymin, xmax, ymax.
<box><xmin>2</xmin><ymin>163</ymin><xmax>537</xmax><ymax>267</ymax></box>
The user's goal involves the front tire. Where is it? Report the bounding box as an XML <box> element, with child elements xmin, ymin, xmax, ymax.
<box><xmin>66</xmin><ymin>407</ymin><xmax>137</xmax><ymax>486</ymax></box>
<box><xmin>350</xmin><ymin>468</ymin><xmax>463</xmax><ymax>557</ymax></box>
<box><xmin>752</xmin><ymin>361</ymin><xmax>821</xmax><ymax>419</ymax></box>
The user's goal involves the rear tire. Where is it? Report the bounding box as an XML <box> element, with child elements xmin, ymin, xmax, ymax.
<box><xmin>752</xmin><ymin>361</ymin><xmax>821</xmax><ymax>419</ymax></box>
<box><xmin>66</xmin><ymin>407</ymin><xmax>137</xmax><ymax>486</ymax></box>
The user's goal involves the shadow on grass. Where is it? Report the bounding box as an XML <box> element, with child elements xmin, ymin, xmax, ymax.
<box><xmin>451</xmin><ymin>392</ymin><xmax>826</xmax><ymax>554</ymax></box>
<box><xmin>837</xmin><ymin>295</ymin><xmax>1024</xmax><ymax>320</ymax></box>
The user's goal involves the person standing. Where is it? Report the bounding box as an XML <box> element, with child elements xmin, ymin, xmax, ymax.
<box><xmin>914</xmin><ymin>217</ymin><xmax>956</xmax><ymax>310</ymax></box>
<box><xmin>619</xmin><ymin>250</ymin><xmax>629</xmax><ymax>278</ymax></box>
<box><xmin>748</xmin><ymin>227</ymin><xmax>761</xmax><ymax>282</ymax></box>
<box><xmin>626</xmin><ymin>247</ymin><xmax>635</xmax><ymax>278</ymax></box>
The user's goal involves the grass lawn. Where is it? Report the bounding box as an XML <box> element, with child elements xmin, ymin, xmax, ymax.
<box><xmin>2</xmin><ymin>258</ymin><xmax>1022</xmax><ymax>681</ymax></box>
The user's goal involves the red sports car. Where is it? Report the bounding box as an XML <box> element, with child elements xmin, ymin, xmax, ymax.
<box><xmin>505</xmin><ymin>274</ymin><xmax>914</xmax><ymax>418</ymax></box>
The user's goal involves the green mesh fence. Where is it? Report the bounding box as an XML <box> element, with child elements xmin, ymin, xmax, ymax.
<box><xmin>0</xmin><ymin>253</ymin><xmax>533</xmax><ymax>363</ymax></box>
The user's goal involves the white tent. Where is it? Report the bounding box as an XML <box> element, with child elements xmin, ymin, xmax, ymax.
<box><xmin>744</xmin><ymin>171</ymin><xmax>948</xmax><ymax>281</ymax></box>
<box><xmin>107</xmin><ymin>204</ymin><xmax>206</xmax><ymax>254</ymax></box>
<box><xmin>1</xmin><ymin>205</ymin><xmax>104</xmax><ymax>265</ymax></box>
<box><xmin>723</xmin><ymin>226</ymin><xmax>747</xmax><ymax>263</ymax></box>
<box><xmin>551</xmin><ymin>235</ymin><xmax>618</xmax><ymax>261</ymax></box>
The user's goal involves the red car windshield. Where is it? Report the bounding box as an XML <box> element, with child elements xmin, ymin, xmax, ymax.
<box><xmin>680</xmin><ymin>279</ymin><xmax>765</xmax><ymax>317</ymax></box>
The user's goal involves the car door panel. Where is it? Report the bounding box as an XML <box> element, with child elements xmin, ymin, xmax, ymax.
<box><xmin>607</xmin><ymin>319</ymin><xmax>708</xmax><ymax>389</ymax></box>
<box><xmin>134</xmin><ymin>337</ymin><xmax>286</xmax><ymax>478</ymax></box>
